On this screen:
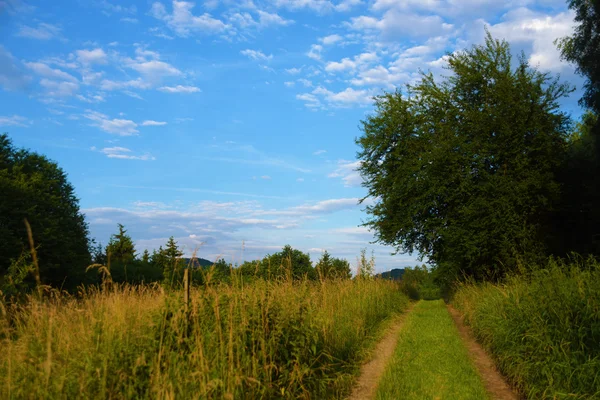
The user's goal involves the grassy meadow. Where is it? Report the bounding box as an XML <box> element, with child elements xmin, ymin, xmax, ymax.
<box><xmin>453</xmin><ymin>257</ymin><xmax>600</xmax><ymax>399</ymax></box>
<box><xmin>0</xmin><ymin>277</ymin><xmax>409</xmax><ymax>399</ymax></box>
<box><xmin>375</xmin><ymin>300</ymin><xmax>488</xmax><ymax>400</ymax></box>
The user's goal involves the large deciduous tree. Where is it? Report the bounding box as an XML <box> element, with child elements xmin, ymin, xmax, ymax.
<box><xmin>356</xmin><ymin>35</ymin><xmax>572</xmax><ymax>281</ymax></box>
<box><xmin>0</xmin><ymin>134</ymin><xmax>91</xmax><ymax>290</ymax></box>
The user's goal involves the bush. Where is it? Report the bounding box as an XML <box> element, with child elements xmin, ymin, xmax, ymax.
<box><xmin>453</xmin><ymin>257</ymin><xmax>600</xmax><ymax>399</ymax></box>
<box><xmin>399</xmin><ymin>265</ymin><xmax>441</xmax><ymax>300</ymax></box>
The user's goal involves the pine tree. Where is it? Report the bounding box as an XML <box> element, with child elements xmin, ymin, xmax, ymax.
<box><xmin>106</xmin><ymin>224</ymin><xmax>136</xmax><ymax>263</ymax></box>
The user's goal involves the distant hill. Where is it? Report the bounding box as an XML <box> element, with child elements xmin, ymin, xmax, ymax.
<box><xmin>181</xmin><ymin>257</ymin><xmax>215</xmax><ymax>268</ymax></box>
<box><xmin>378</xmin><ymin>268</ymin><xmax>406</xmax><ymax>280</ymax></box>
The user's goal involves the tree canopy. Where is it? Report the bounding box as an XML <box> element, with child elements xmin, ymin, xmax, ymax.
<box><xmin>557</xmin><ymin>0</ymin><xmax>600</xmax><ymax>114</ymax></box>
<box><xmin>0</xmin><ymin>134</ymin><xmax>91</xmax><ymax>291</ymax></box>
<box><xmin>356</xmin><ymin>34</ymin><xmax>572</xmax><ymax>281</ymax></box>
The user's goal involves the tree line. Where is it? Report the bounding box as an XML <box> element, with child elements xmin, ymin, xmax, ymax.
<box><xmin>2</xmin><ymin>0</ymin><xmax>598</xmax><ymax>294</ymax></box>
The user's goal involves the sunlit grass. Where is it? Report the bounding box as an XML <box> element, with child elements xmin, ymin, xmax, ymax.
<box><xmin>0</xmin><ymin>277</ymin><xmax>409</xmax><ymax>399</ymax></box>
<box><xmin>375</xmin><ymin>300</ymin><xmax>489</xmax><ymax>400</ymax></box>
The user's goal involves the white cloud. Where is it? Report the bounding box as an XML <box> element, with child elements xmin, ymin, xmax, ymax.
<box><xmin>121</xmin><ymin>17</ymin><xmax>139</xmax><ymax>23</ymax></box>
<box><xmin>313</xmin><ymin>149</ymin><xmax>327</xmax><ymax>155</ymax></box>
<box><xmin>0</xmin><ymin>115</ymin><xmax>31</xmax><ymax>127</ymax></box>
<box><xmin>328</xmin><ymin>160</ymin><xmax>363</xmax><ymax>186</ymax></box>
<box><xmin>484</xmin><ymin>9</ymin><xmax>576</xmax><ymax>71</ymax></box>
<box><xmin>292</xmin><ymin>198</ymin><xmax>359</xmax><ymax>214</ymax></box>
<box><xmin>25</xmin><ymin>62</ymin><xmax>78</xmax><ymax>82</ymax></box>
<box><xmin>229</xmin><ymin>10</ymin><xmax>293</xmax><ymax>28</ymax></box>
<box><xmin>284</xmin><ymin>81</ymin><xmax>295</xmax><ymax>87</ymax></box>
<box><xmin>142</xmin><ymin>120</ymin><xmax>167</xmax><ymax>126</ymax></box>
<box><xmin>128</xmin><ymin>60</ymin><xmax>182</xmax><ymax>78</ymax></box>
<box><xmin>296</xmin><ymin>93</ymin><xmax>322</xmax><ymax>108</ymax></box>
<box><xmin>260</xmin><ymin>175</ymin><xmax>271</xmax><ymax>180</ymax></box>
<box><xmin>241</xmin><ymin>49</ymin><xmax>273</xmax><ymax>61</ymax></box>
<box><xmin>307</xmin><ymin>44</ymin><xmax>323</xmax><ymax>60</ymax></box>
<box><xmin>347</xmin><ymin>10</ymin><xmax>453</xmax><ymax>39</ymax></box>
<box><xmin>256</xmin><ymin>10</ymin><xmax>294</xmax><ymax>26</ymax></box>
<box><xmin>300</xmin><ymin>86</ymin><xmax>373</xmax><ymax>108</ymax></box>
<box><xmin>76</xmin><ymin>48</ymin><xmax>108</xmax><ymax>65</ymax></box>
<box><xmin>76</xmin><ymin>94</ymin><xmax>105</xmax><ymax>103</ymax></box>
<box><xmin>100</xmin><ymin>78</ymin><xmax>151</xmax><ymax>91</ymax></box>
<box><xmin>298</xmin><ymin>78</ymin><xmax>313</xmax><ymax>87</ymax></box>
<box><xmin>84</xmin><ymin>110</ymin><xmax>139</xmax><ymax>136</ymax></box>
<box><xmin>100</xmin><ymin>147</ymin><xmax>155</xmax><ymax>160</ymax></box>
<box><xmin>285</xmin><ymin>67</ymin><xmax>302</xmax><ymax>74</ymax></box>
<box><xmin>319</xmin><ymin>34</ymin><xmax>343</xmax><ymax>45</ymax></box>
<box><xmin>150</xmin><ymin>1</ymin><xmax>229</xmax><ymax>37</ymax></box>
<box><xmin>350</xmin><ymin>65</ymin><xmax>410</xmax><ymax>87</ymax></box>
<box><xmin>39</xmin><ymin>79</ymin><xmax>80</xmax><ymax>97</ymax></box>
<box><xmin>273</xmin><ymin>0</ymin><xmax>361</xmax><ymax>13</ymax></box>
<box><xmin>16</xmin><ymin>23</ymin><xmax>61</xmax><ymax>40</ymax></box>
<box><xmin>158</xmin><ymin>85</ymin><xmax>201</xmax><ymax>93</ymax></box>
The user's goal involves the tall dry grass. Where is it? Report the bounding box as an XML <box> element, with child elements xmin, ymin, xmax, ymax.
<box><xmin>0</xmin><ymin>277</ymin><xmax>408</xmax><ymax>399</ymax></box>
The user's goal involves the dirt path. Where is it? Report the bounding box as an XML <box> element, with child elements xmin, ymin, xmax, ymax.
<box><xmin>347</xmin><ymin>304</ymin><xmax>414</xmax><ymax>400</ymax></box>
<box><xmin>447</xmin><ymin>305</ymin><xmax>519</xmax><ymax>400</ymax></box>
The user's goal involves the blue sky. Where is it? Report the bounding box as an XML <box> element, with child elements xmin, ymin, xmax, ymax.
<box><xmin>0</xmin><ymin>0</ymin><xmax>584</xmax><ymax>272</ymax></box>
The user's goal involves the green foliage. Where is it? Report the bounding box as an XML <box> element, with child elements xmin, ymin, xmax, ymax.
<box><xmin>554</xmin><ymin>0</ymin><xmax>600</xmax><ymax>261</ymax></box>
<box><xmin>453</xmin><ymin>257</ymin><xmax>600</xmax><ymax>398</ymax></box>
<box><xmin>315</xmin><ymin>251</ymin><xmax>351</xmax><ymax>280</ymax></box>
<box><xmin>376</xmin><ymin>300</ymin><xmax>489</xmax><ymax>400</ymax></box>
<box><xmin>356</xmin><ymin>34</ymin><xmax>571</xmax><ymax>281</ymax></box>
<box><xmin>106</xmin><ymin>224</ymin><xmax>136</xmax><ymax>263</ymax></box>
<box><xmin>0</xmin><ymin>279</ymin><xmax>409</xmax><ymax>399</ymax></box>
<box><xmin>239</xmin><ymin>245</ymin><xmax>317</xmax><ymax>281</ymax></box>
<box><xmin>159</xmin><ymin>236</ymin><xmax>184</xmax><ymax>286</ymax></box>
<box><xmin>0</xmin><ymin>134</ymin><xmax>91</xmax><ymax>291</ymax></box>
<box><xmin>399</xmin><ymin>265</ymin><xmax>441</xmax><ymax>300</ymax></box>
<box><xmin>557</xmin><ymin>0</ymin><xmax>600</xmax><ymax>114</ymax></box>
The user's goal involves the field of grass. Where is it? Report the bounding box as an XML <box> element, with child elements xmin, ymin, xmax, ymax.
<box><xmin>0</xmin><ymin>278</ymin><xmax>408</xmax><ymax>399</ymax></box>
<box><xmin>375</xmin><ymin>300</ymin><xmax>489</xmax><ymax>400</ymax></box>
<box><xmin>453</xmin><ymin>257</ymin><xmax>600</xmax><ymax>399</ymax></box>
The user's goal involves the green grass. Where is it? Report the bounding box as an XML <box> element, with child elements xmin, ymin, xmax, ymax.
<box><xmin>0</xmin><ymin>278</ymin><xmax>408</xmax><ymax>399</ymax></box>
<box><xmin>453</xmin><ymin>257</ymin><xmax>600</xmax><ymax>399</ymax></box>
<box><xmin>375</xmin><ymin>300</ymin><xmax>489</xmax><ymax>400</ymax></box>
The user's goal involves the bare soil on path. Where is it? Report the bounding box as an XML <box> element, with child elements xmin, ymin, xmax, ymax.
<box><xmin>347</xmin><ymin>304</ymin><xmax>414</xmax><ymax>400</ymax></box>
<box><xmin>447</xmin><ymin>305</ymin><xmax>520</xmax><ymax>400</ymax></box>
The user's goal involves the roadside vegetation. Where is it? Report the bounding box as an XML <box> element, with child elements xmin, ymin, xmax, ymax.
<box><xmin>375</xmin><ymin>300</ymin><xmax>488</xmax><ymax>400</ymax></box>
<box><xmin>0</xmin><ymin>277</ymin><xmax>408</xmax><ymax>399</ymax></box>
<box><xmin>453</xmin><ymin>257</ymin><xmax>600</xmax><ymax>399</ymax></box>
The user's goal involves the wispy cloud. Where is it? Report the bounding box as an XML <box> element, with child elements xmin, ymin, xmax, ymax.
<box><xmin>141</xmin><ymin>120</ymin><xmax>167</xmax><ymax>126</ymax></box>
<box><xmin>240</xmin><ymin>49</ymin><xmax>273</xmax><ymax>61</ymax></box>
<box><xmin>16</xmin><ymin>22</ymin><xmax>61</xmax><ymax>40</ymax></box>
<box><xmin>150</xmin><ymin>1</ymin><xmax>229</xmax><ymax>37</ymax></box>
<box><xmin>99</xmin><ymin>146</ymin><xmax>156</xmax><ymax>160</ymax></box>
<box><xmin>158</xmin><ymin>85</ymin><xmax>201</xmax><ymax>93</ymax></box>
<box><xmin>84</xmin><ymin>110</ymin><xmax>139</xmax><ymax>135</ymax></box>
<box><xmin>0</xmin><ymin>115</ymin><xmax>31</xmax><ymax>127</ymax></box>
<box><xmin>328</xmin><ymin>160</ymin><xmax>363</xmax><ymax>187</ymax></box>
